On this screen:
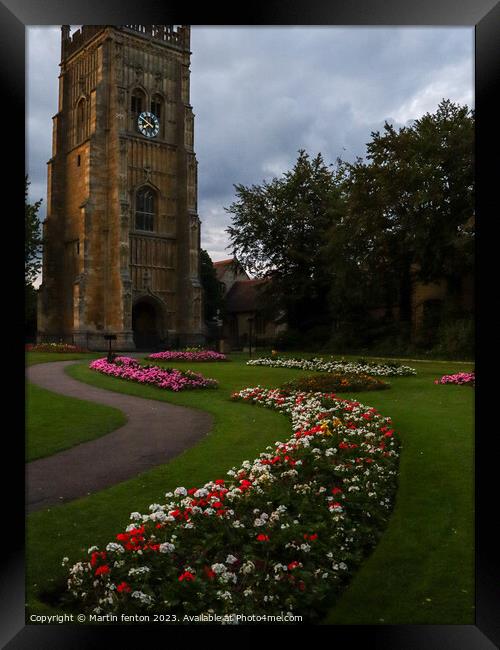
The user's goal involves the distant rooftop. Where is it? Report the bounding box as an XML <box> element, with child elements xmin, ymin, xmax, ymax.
<box><xmin>225</xmin><ymin>279</ymin><xmax>268</xmax><ymax>313</ymax></box>
<box><xmin>213</xmin><ymin>259</ymin><xmax>234</xmax><ymax>267</ymax></box>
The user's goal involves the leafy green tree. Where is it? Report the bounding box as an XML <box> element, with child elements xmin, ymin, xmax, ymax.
<box><xmin>226</xmin><ymin>150</ymin><xmax>343</xmax><ymax>331</ymax></box>
<box><xmin>25</xmin><ymin>176</ymin><xmax>43</xmax><ymax>340</ymax></box>
<box><xmin>199</xmin><ymin>249</ymin><xmax>223</xmax><ymax>322</ymax></box>
<box><xmin>327</xmin><ymin>99</ymin><xmax>474</xmax><ymax>326</ymax></box>
<box><xmin>25</xmin><ymin>176</ymin><xmax>43</xmax><ymax>286</ymax></box>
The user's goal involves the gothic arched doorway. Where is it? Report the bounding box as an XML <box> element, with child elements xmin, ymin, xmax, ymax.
<box><xmin>132</xmin><ymin>298</ymin><xmax>162</xmax><ymax>350</ymax></box>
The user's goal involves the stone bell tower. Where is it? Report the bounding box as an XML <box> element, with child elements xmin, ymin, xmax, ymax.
<box><xmin>37</xmin><ymin>25</ymin><xmax>203</xmax><ymax>350</ymax></box>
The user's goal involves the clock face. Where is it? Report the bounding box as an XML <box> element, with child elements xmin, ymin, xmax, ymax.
<box><xmin>137</xmin><ymin>111</ymin><xmax>160</xmax><ymax>138</ymax></box>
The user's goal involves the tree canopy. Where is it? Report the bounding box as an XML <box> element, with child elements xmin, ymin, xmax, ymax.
<box><xmin>25</xmin><ymin>176</ymin><xmax>43</xmax><ymax>287</ymax></box>
<box><xmin>199</xmin><ymin>249</ymin><xmax>224</xmax><ymax>322</ymax></box>
<box><xmin>226</xmin><ymin>150</ymin><xmax>343</xmax><ymax>330</ymax></box>
<box><xmin>225</xmin><ymin>99</ymin><xmax>474</xmax><ymax>347</ymax></box>
<box><xmin>328</xmin><ymin>99</ymin><xmax>474</xmax><ymax>322</ymax></box>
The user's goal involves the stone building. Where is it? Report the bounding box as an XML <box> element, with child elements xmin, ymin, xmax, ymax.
<box><xmin>214</xmin><ymin>259</ymin><xmax>287</xmax><ymax>349</ymax></box>
<box><xmin>37</xmin><ymin>25</ymin><xmax>203</xmax><ymax>350</ymax></box>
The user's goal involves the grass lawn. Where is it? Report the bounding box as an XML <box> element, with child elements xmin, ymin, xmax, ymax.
<box><xmin>25</xmin><ymin>352</ymin><xmax>474</xmax><ymax>624</ymax></box>
<box><xmin>26</xmin><ymin>351</ymin><xmax>100</xmax><ymax>367</ymax></box>
<box><xmin>26</xmin><ymin>383</ymin><xmax>127</xmax><ymax>462</ymax></box>
<box><xmin>26</xmin><ymin>352</ymin><xmax>124</xmax><ymax>461</ymax></box>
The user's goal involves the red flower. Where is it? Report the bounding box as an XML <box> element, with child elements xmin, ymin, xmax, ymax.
<box><xmin>331</xmin><ymin>487</ymin><xmax>342</xmax><ymax>495</ymax></box>
<box><xmin>204</xmin><ymin>566</ymin><xmax>216</xmax><ymax>579</ymax></box>
<box><xmin>178</xmin><ymin>571</ymin><xmax>195</xmax><ymax>582</ymax></box>
<box><xmin>257</xmin><ymin>534</ymin><xmax>270</xmax><ymax>542</ymax></box>
<box><xmin>288</xmin><ymin>561</ymin><xmax>300</xmax><ymax>570</ymax></box>
<box><xmin>90</xmin><ymin>551</ymin><xmax>107</xmax><ymax>567</ymax></box>
<box><xmin>116</xmin><ymin>581</ymin><xmax>131</xmax><ymax>593</ymax></box>
<box><xmin>215</xmin><ymin>479</ymin><xmax>225</xmax><ymax>485</ymax></box>
<box><xmin>95</xmin><ymin>565</ymin><xmax>110</xmax><ymax>576</ymax></box>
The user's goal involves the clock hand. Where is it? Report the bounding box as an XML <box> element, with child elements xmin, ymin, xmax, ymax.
<box><xmin>140</xmin><ymin>117</ymin><xmax>154</xmax><ymax>129</ymax></box>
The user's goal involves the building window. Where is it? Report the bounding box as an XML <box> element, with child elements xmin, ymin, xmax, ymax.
<box><xmin>77</xmin><ymin>154</ymin><xmax>81</xmax><ymax>167</ymax></box>
<box><xmin>135</xmin><ymin>187</ymin><xmax>155</xmax><ymax>232</ymax></box>
<box><xmin>76</xmin><ymin>98</ymin><xmax>86</xmax><ymax>143</ymax></box>
<box><xmin>131</xmin><ymin>89</ymin><xmax>145</xmax><ymax>132</ymax></box>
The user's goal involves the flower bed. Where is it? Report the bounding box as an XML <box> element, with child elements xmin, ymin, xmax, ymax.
<box><xmin>281</xmin><ymin>372</ymin><xmax>390</xmax><ymax>394</ymax></box>
<box><xmin>148</xmin><ymin>350</ymin><xmax>228</xmax><ymax>362</ymax></box>
<box><xmin>89</xmin><ymin>357</ymin><xmax>218</xmax><ymax>391</ymax></box>
<box><xmin>26</xmin><ymin>343</ymin><xmax>88</xmax><ymax>353</ymax></box>
<box><xmin>65</xmin><ymin>385</ymin><xmax>399</xmax><ymax>622</ymax></box>
<box><xmin>434</xmin><ymin>371</ymin><xmax>475</xmax><ymax>387</ymax></box>
<box><xmin>248</xmin><ymin>356</ymin><xmax>416</xmax><ymax>377</ymax></box>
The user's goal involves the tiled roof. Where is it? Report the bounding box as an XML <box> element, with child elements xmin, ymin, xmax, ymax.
<box><xmin>225</xmin><ymin>279</ymin><xmax>268</xmax><ymax>312</ymax></box>
<box><xmin>213</xmin><ymin>259</ymin><xmax>234</xmax><ymax>267</ymax></box>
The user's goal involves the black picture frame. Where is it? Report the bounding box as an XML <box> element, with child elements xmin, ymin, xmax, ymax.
<box><xmin>5</xmin><ymin>0</ymin><xmax>499</xmax><ymax>646</ymax></box>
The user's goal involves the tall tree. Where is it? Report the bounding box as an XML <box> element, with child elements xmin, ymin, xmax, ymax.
<box><xmin>226</xmin><ymin>150</ymin><xmax>343</xmax><ymax>330</ymax></box>
<box><xmin>25</xmin><ymin>176</ymin><xmax>43</xmax><ymax>340</ymax></box>
<box><xmin>25</xmin><ymin>176</ymin><xmax>43</xmax><ymax>286</ymax></box>
<box><xmin>327</xmin><ymin>99</ymin><xmax>474</xmax><ymax>326</ymax></box>
<box><xmin>199</xmin><ymin>249</ymin><xmax>223</xmax><ymax>322</ymax></box>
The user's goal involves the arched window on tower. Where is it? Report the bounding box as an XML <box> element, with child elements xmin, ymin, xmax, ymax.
<box><xmin>76</xmin><ymin>98</ymin><xmax>86</xmax><ymax>143</ymax></box>
<box><xmin>151</xmin><ymin>93</ymin><xmax>163</xmax><ymax>136</ymax></box>
<box><xmin>131</xmin><ymin>88</ymin><xmax>146</xmax><ymax>133</ymax></box>
<box><xmin>135</xmin><ymin>187</ymin><xmax>156</xmax><ymax>232</ymax></box>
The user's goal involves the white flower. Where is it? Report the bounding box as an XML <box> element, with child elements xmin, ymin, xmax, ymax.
<box><xmin>129</xmin><ymin>512</ymin><xmax>142</xmax><ymax>521</ymax></box>
<box><xmin>216</xmin><ymin>590</ymin><xmax>232</xmax><ymax>601</ymax></box>
<box><xmin>226</xmin><ymin>555</ymin><xmax>238</xmax><ymax>564</ymax></box>
<box><xmin>131</xmin><ymin>591</ymin><xmax>153</xmax><ymax>605</ymax></box>
<box><xmin>128</xmin><ymin>566</ymin><xmax>150</xmax><ymax>576</ymax></box>
<box><xmin>159</xmin><ymin>542</ymin><xmax>175</xmax><ymax>553</ymax></box>
<box><xmin>106</xmin><ymin>543</ymin><xmax>125</xmax><ymax>554</ymax></box>
<box><xmin>240</xmin><ymin>561</ymin><xmax>255</xmax><ymax>575</ymax></box>
<box><xmin>211</xmin><ymin>563</ymin><xmax>226</xmax><ymax>574</ymax></box>
<box><xmin>174</xmin><ymin>487</ymin><xmax>187</xmax><ymax>497</ymax></box>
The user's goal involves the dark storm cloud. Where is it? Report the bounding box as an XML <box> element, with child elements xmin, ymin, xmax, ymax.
<box><xmin>27</xmin><ymin>26</ymin><xmax>473</xmax><ymax>264</ymax></box>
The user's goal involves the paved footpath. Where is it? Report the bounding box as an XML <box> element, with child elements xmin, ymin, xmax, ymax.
<box><xmin>26</xmin><ymin>360</ymin><xmax>214</xmax><ymax>513</ymax></box>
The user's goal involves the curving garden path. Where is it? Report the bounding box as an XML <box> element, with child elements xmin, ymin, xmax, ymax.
<box><xmin>26</xmin><ymin>360</ymin><xmax>214</xmax><ymax>513</ymax></box>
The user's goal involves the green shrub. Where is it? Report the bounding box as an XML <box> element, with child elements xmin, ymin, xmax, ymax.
<box><xmin>432</xmin><ymin>316</ymin><xmax>474</xmax><ymax>359</ymax></box>
<box><xmin>280</xmin><ymin>372</ymin><xmax>389</xmax><ymax>393</ymax></box>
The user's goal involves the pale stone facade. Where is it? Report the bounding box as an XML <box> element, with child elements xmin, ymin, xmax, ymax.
<box><xmin>37</xmin><ymin>25</ymin><xmax>203</xmax><ymax>350</ymax></box>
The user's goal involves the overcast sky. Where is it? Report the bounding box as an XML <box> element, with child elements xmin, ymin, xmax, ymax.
<box><xmin>27</xmin><ymin>26</ymin><xmax>474</xmax><ymax>270</ymax></box>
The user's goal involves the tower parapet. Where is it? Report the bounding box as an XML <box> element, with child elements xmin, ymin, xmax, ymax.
<box><xmin>62</xmin><ymin>25</ymin><xmax>190</xmax><ymax>60</ymax></box>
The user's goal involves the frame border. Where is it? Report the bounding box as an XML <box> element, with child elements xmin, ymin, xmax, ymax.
<box><xmin>5</xmin><ymin>0</ymin><xmax>498</xmax><ymax>645</ymax></box>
